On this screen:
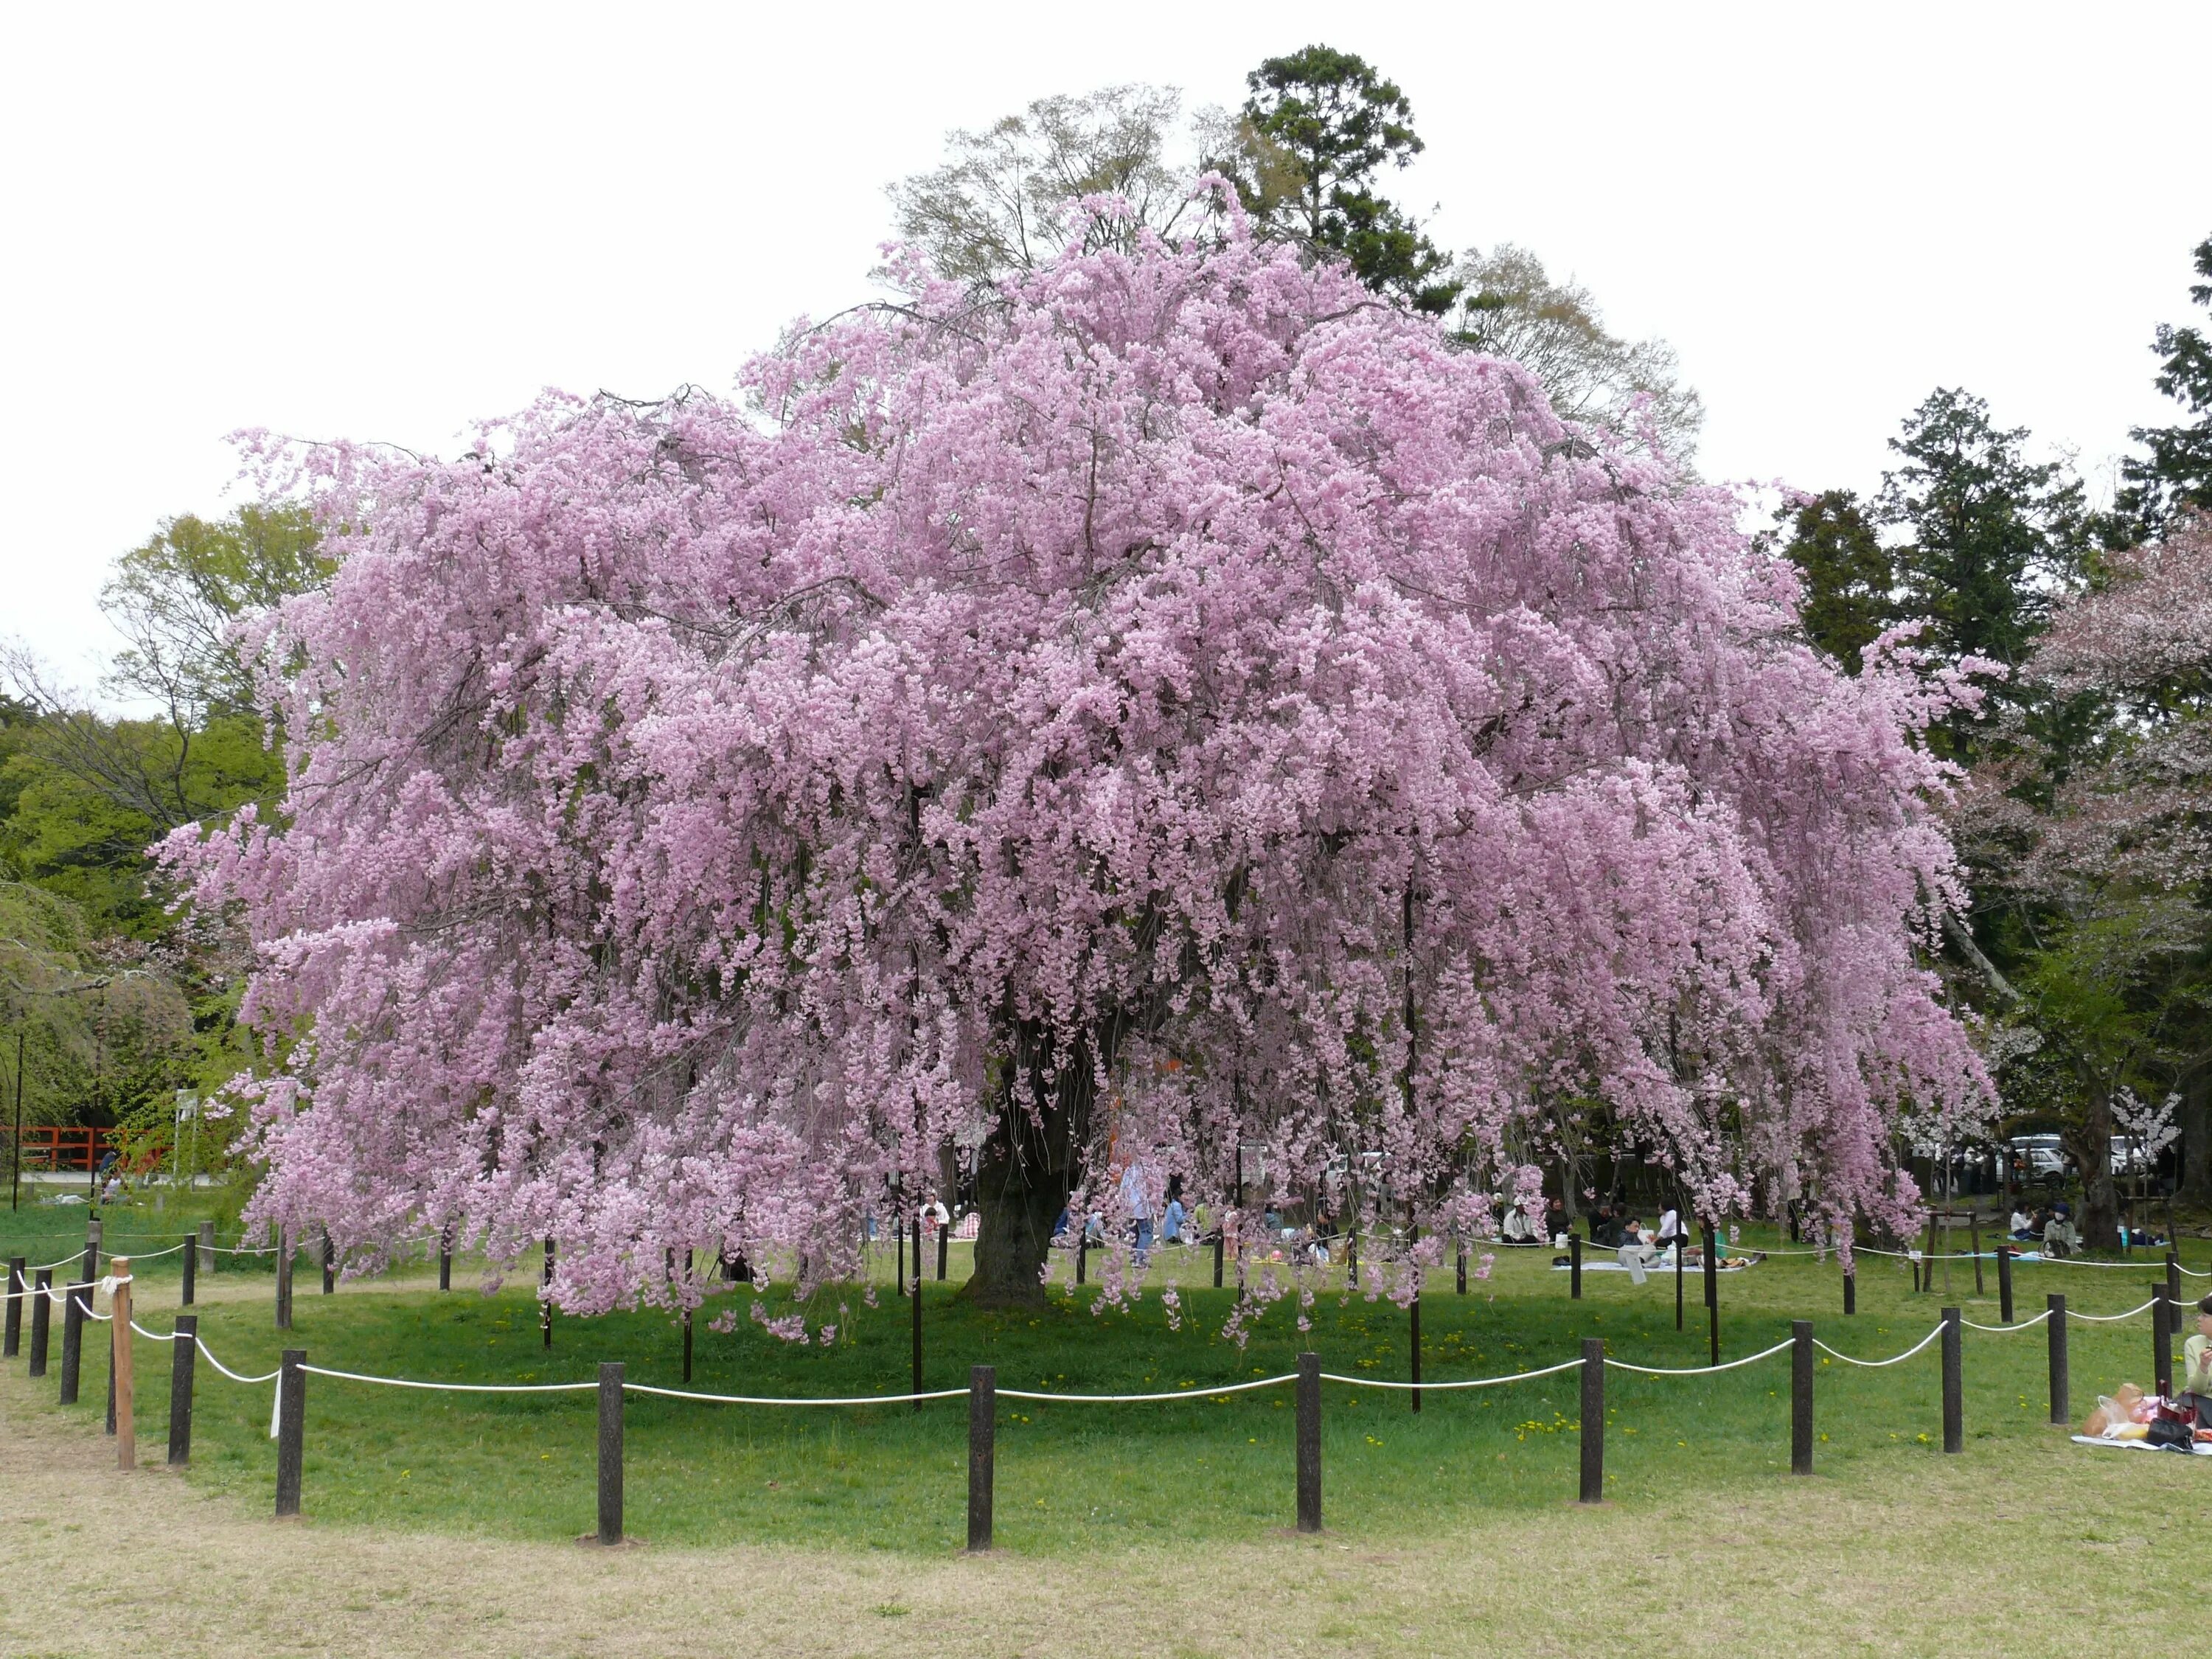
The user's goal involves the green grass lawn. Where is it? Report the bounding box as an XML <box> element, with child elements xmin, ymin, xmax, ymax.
<box><xmin>7</xmin><ymin>1208</ymin><xmax>2197</xmax><ymax>1557</ymax></box>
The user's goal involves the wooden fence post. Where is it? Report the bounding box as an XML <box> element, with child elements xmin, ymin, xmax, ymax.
<box><xmin>1970</xmin><ymin>1214</ymin><xmax>1984</xmax><ymax>1297</ymax></box>
<box><xmin>82</xmin><ymin>1220</ymin><xmax>101</xmax><ymax>1284</ymax></box>
<box><xmin>1295</xmin><ymin>1352</ymin><xmax>1321</xmax><ymax>1533</ymax></box>
<box><xmin>1941</xmin><ymin>1307</ymin><xmax>1962</xmax><ymax>1453</ymax></box>
<box><xmin>936</xmin><ymin>1222</ymin><xmax>948</xmax><ymax>1283</ymax></box>
<box><xmin>180</xmin><ymin>1234</ymin><xmax>196</xmax><ymax>1307</ymax></box>
<box><xmin>1791</xmin><ymin>1320</ymin><xmax>1814</xmax><ymax>1475</ymax></box>
<box><xmin>1996</xmin><ymin>1245</ymin><xmax>2013</xmax><ymax>1325</ymax></box>
<box><xmin>1212</xmin><ymin>1222</ymin><xmax>1224</xmax><ymax>1290</ymax></box>
<box><xmin>2167</xmin><ymin>1253</ymin><xmax>2183</xmax><ymax>1323</ymax></box>
<box><xmin>911</xmin><ymin>1227</ymin><xmax>923</xmax><ymax>1413</ymax></box>
<box><xmin>2152</xmin><ymin>1287</ymin><xmax>2173</xmax><ymax>1399</ymax></box>
<box><xmin>275</xmin><ymin>1226</ymin><xmax>293</xmax><ymax>1330</ymax></box>
<box><xmin>1569</xmin><ymin>1234</ymin><xmax>1582</xmax><ymax>1300</ymax></box>
<box><xmin>1456</xmin><ymin>1239</ymin><xmax>1467</xmax><ymax>1295</ymax></box>
<box><xmin>597</xmin><ymin>1362</ymin><xmax>624</xmax><ymax>1545</ymax></box>
<box><xmin>167</xmin><ymin>1312</ymin><xmax>197</xmax><ymax>1467</ymax></box>
<box><xmin>1579</xmin><ymin>1338</ymin><xmax>1605</xmax><ymax>1503</ymax></box>
<box><xmin>197</xmin><ymin>1221</ymin><xmax>215</xmax><ymax>1277</ymax></box>
<box><xmin>967</xmin><ymin>1364</ymin><xmax>995</xmax><ymax>1552</ymax></box>
<box><xmin>1348</xmin><ymin>1229</ymin><xmax>1359</xmax><ymax>1290</ymax></box>
<box><xmin>111</xmin><ymin>1259</ymin><xmax>134</xmax><ymax>1470</ymax></box>
<box><xmin>59</xmin><ymin>1279</ymin><xmax>88</xmax><ymax>1404</ymax></box>
<box><xmin>28</xmin><ymin>1268</ymin><xmax>52</xmax><ymax>1376</ymax></box>
<box><xmin>2047</xmin><ymin>1293</ymin><xmax>2068</xmax><ymax>1425</ymax></box>
<box><xmin>274</xmin><ymin>1349</ymin><xmax>305</xmax><ymax>1517</ymax></box>
<box><xmin>4</xmin><ymin>1256</ymin><xmax>21</xmax><ymax>1358</ymax></box>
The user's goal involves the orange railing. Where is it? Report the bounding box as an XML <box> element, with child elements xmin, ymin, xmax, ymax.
<box><xmin>1</xmin><ymin>1126</ymin><xmax>119</xmax><ymax>1172</ymax></box>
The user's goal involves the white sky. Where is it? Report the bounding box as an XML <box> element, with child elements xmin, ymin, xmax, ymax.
<box><xmin>3</xmin><ymin>1</ymin><xmax>2206</xmax><ymax>692</ymax></box>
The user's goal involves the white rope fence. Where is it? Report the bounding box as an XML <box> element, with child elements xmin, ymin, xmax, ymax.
<box><xmin>1814</xmin><ymin>1321</ymin><xmax>1948</xmax><ymax>1368</ymax></box>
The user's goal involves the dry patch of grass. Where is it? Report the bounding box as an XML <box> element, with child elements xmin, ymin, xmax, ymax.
<box><xmin>2</xmin><ymin>1370</ymin><xmax>2203</xmax><ymax>1659</ymax></box>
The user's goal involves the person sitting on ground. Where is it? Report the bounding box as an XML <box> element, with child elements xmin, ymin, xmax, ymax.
<box><xmin>1545</xmin><ymin>1197</ymin><xmax>1569</xmax><ymax>1245</ymax></box>
<box><xmin>1654</xmin><ymin>1204</ymin><xmax>1683</xmax><ymax>1256</ymax></box>
<box><xmin>2009</xmin><ymin>1205</ymin><xmax>2037</xmax><ymax>1241</ymax></box>
<box><xmin>1589</xmin><ymin>1206</ymin><xmax>1624</xmax><ymax>1250</ymax></box>
<box><xmin>1161</xmin><ymin>1192</ymin><xmax>1186</xmax><ymax>1245</ymax></box>
<box><xmin>2177</xmin><ymin>1295</ymin><xmax>2212</xmax><ymax>1422</ymax></box>
<box><xmin>2042</xmin><ymin>1203</ymin><xmax>2081</xmax><ymax>1259</ymax></box>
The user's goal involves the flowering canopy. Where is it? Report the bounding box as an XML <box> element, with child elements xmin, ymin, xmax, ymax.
<box><xmin>170</xmin><ymin>212</ymin><xmax>1986</xmax><ymax>1313</ymax></box>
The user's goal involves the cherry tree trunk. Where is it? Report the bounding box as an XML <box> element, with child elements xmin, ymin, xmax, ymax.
<box><xmin>2078</xmin><ymin>1082</ymin><xmax>2122</xmax><ymax>1252</ymax></box>
<box><xmin>963</xmin><ymin>1026</ymin><xmax>1103</xmax><ymax>1308</ymax></box>
<box><xmin>2181</xmin><ymin>1069</ymin><xmax>2211</xmax><ymax>1206</ymax></box>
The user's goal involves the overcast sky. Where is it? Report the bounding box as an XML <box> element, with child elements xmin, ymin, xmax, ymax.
<box><xmin>3</xmin><ymin>1</ymin><xmax>2205</xmax><ymax>692</ymax></box>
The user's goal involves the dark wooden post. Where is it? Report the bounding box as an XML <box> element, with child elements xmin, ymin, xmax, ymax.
<box><xmin>1969</xmin><ymin>1214</ymin><xmax>1984</xmax><ymax>1297</ymax></box>
<box><xmin>1348</xmin><ymin>1228</ymin><xmax>1359</xmax><ymax>1290</ymax></box>
<box><xmin>2047</xmin><ymin>1293</ymin><xmax>2069</xmax><ymax>1425</ymax></box>
<box><xmin>1674</xmin><ymin>1230</ymin><xmax>1685</xmax><ymax>1329</ymax></box>
<box><xmin>896</xmin><ymin>1215</ymin><xmax>906</xmax><ymax>1295</ymax></box>
<box><xmin>1578</xmin><ymin>1338</ymin><xmax>1605</xmax><ymax>1503</ymax></box>
<box><xmin>439</xmin><ymin>1227</ymin><xmax>452</xmax><ymax>1293</ymax></box>
<box><xmin>2168</xmin><ymin>1252</ymin><xmax>2184</xmax><ymax>1321</ymax></box>
<box><xmin>936</xmin><ymin>1220</ymin><xmax>948</xmax><ymax>1283</ymax></box>
<box><xmin>1456</xmin><ymin>1239</ymin><xmax>1467</xmax><ymax>1295</ymax></box>
<box><xmin>966</xmin><ymin>1364</ymin><xmax>995</xmax><ymax>1552</ymax></box>
<box><xmin>911</xmin><ymin>1223</ymin><xmax>923</xmax><ymax>1413</ymax></box>
<box><xmin>541</xmin><ymin>1238</ymin><xmax>554</xmax><ymax>1351</ymax></box>
<box><xmin>106</xmin><ymin>1317</ymin><xmax>116</xmax><ymax>1433</ymax></box>
<box><xmin>167</xmin><ymin>1313</ymin><xmax>197</xmax><ymax>1467</ymax></box>
<box><xmin>1295</xmin><ymin>1352</ymin><xmax>1321</xmax><ymax>1533</ymax></box>
<box><xmin>597</xmin><ymin>1362</ymin><xmax>624</xmax><ymax>1545</ymax></box>
<box><xmin>1568</xmin><ymin>1234</ymin><xmax>1582</xmax><ymax>1300</ymax></box>
<box><xmin>1409</xmin><ymin>1290</ymin><xmax>1422</xmax><ymax>1415</ymax></box>
<box><xmin>2152</xmin><ymin>1287</ymin><xmax>2173</xmax><ymax>1399</ymax></box>
<box><xmin>1704</xmin><ymin>1223</ymin><xmax>1720</xmax><ymax>1366</ymax></box>
<box><xmin>1212</xmin><ymin>1225</ymin><xmax>1224</xmax><ymax>1290</ymax></box>
<box><xmin>198</xmin><ymin>1221</ymin><xmax>215</xmax><ymax>1277</ymax></box>
<box><xmin>275</xmin><ymin>1226</ymin><xmax>293</xmax><ymax>1330</ymax></box>
<box><xmin>4</xmin><ymin>1256</ymin><xmax>21</xmax><ymax>1357</ymax></box>
<box><xmin>1921</xmin><ymin>1211</ymin><xmax>1938</xmax><ymax>1295</ymax></box>
<box><xmin>1791</xmin><ymin>1319</ymin><xmax>1814</xmax><ymax>1475</ymax></box>
<box><xmin>180</xmin><ymin>1234</ymin><xmax>196</xmax><ymax>1307</ymax></box>
<box><xmin>321</xmin><ymin>1229</ymin><xmax>334</xmax><ymax>1295</ymax></box>
<box><xmin>274</xmin><ymin>1349</ymin><xmax>305</xmax><ymax>1517</ymax></box>
<box><xmin>28</xmin><ymin>1268</ymin><xmax>52</xmax><ymax>1376</ymax></box>
<box><xmin>1076</xmin><ymin>1230</ymin><xmax>1088</xmax><ymax>1285</ymax></box>
<box><xmin>1941</xmin><ymin>1307</ymin><xmax>1962</xmax><ymax>1453</ymax></box>
<box><xmin>81</xmin><ymin>1220</ymin><xmax>101</xmax><ymax>1284</ymax></box>
<box><xmin>1843</xmin><ymin>1263</ymin><xmax>1856</xmax><ymax>1316</ymax></box>
<box><xmin>1996</xmin><ymin>1245</ymin><xmax>2014</xmax><ymax>1325</ymax></box>
<box><xmin>59</xmin><ymin>1279</ymin><xmax>88</xmax><ymax>1403</ymax></box>
<box><xmin>110</xmin><ymin>1258</ymin><xmax>133</xmax><ymax>1465</ymax></box>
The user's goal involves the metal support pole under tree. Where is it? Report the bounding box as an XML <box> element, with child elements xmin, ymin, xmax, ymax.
<box><xmin>896</xmin><ymin>1217</ymin><xmax>905</xmax><ymax>1296</ymax></box>
<box><xmin>1941</xmin><ymin>1307</ymin><xmax>1962</xmax><ymax>1453</ymax></box>
<box><xmin>321</xmin><ymin>1229</ymin><xmax>334</xmax><ymax>1295</ymax></box>
<box><xmin>111</xmin><ymin>1259</ymin><xmax>134</xmax><ymax>1470</ymax></box>
<box><xmin>167</xmin><ymin>1314</ymin><xmax>197</xmax><ymax>1467</ymax></box>
<box><xmin>274</xmin><ymin>1349</ymin><xmax>305</xmax><ymax>1517</ymax></box>
<box><xmin>275</xmin><ymin>1227</ymin><xmax>292</xmax><ymax>1330</ymax></box>
<box><xmin>1844</xmin><ymin>1264</ymin><xmax>1856</xmax><ymax>1317</ymax></box>
<box><xmin>541</xmin><ymin>1239</ymin><xmax>554</xmax><ymax>1351</ymax></box>
<box><xmin>28</xmin><ymin>1268</ymin><xmax>52</xmax><ymax>1376</ymax></box>
<box><xmin>59</xmin><ymin>1280</ymin><xmax>87</xmax><ymax>1403</ymax></box>
<box><xmin>1295</xmin><ymin>1352</ymin><xmax>1321</xmax><ymax>1533</ymax></box>
<box><xmin>439</xmin><ymin>1228</ymin><xmax>451</xmax><ymax>1293</ymax></box>
<box><xmin>1791</xmin><ymin>1320</ymin><xmax>1814</xmax><ymax>1475</ymax></box>
<box><xmin>1579</xmin><ymin>1339</ymin><xmax>1605</xmax><ymax>1503</ymax></box>
<box><xmin>1214</xmin><ymin>1225</ymin><xmax>1224</xmax><ymax>1290</ymax></box>
<box><xmin>4</xmin><ymin>1256</ymin><xmax>21</xmax><ymax>1357</ymax></box>
<box><xmin>180</xmin><ymin>1234</ymin><xmax>195</xmax><ymax>1307</ymax></box>
<box><xmin>1569</xmin><ymin>1234</ymin><xmax>1582</xmax><ymax>1299</ymax></box>
<box><xmin>967</xmin><ymin>1364</ymin><xmax>995</xmax><ymax>1552</ymax></box>
<box><xmin>2152</xmin><ymin>1287</ymin><xmax>2173</xmax><ymax>1399</ymax></box>
<box><xmin>1409</xmin><ymin>1287</ymin><xmax>1422</xmax><ymax>1415</ymax></box>
<box><xmin>597</xmin><ymin>1363</ymin><xmax>624</xmax><ymax>1546</ymax></box>
<box><xmin>911</xmin><ymin>1216</ymin><xmax>923</xmax><ymax>1413</ymax></box>
<box><xmin>1970</xmin><ymin>1213</ymin><xmax>1983</xmax><ymax>1297</ymax></box>
<box><xmin>2048</xmin><ymin>1293</ymin><xmax>2069</xmax><ymax>1425</ymax></box>
<box><xmin>1996</xmin><ymin>1245</ymin><xmax>2013</xmax><ymax>1325</ymax></box>
<box><xmin>1674</xmin><ymin>1227</ymin><xmax>1684</xmax><ymax>1329</ymax></box>
<box><xmin>936</xmin><ymin>1219</ymin><xmax>947</xmax><ymax>1282</ymax></box>
<box><xmin>1456</xmin><ymin>1239</ymin><xmax>1467</xmax><ymax>1295</ymax></box>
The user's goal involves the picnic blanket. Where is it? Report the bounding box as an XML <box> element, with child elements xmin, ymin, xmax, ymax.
<box><xmin>2071</xmin><ymin>1434</ymin><xmax>2212</xmax><ymax>1456</ymax></box>
<box><xmin>1550</xmin><ymin>1256</ymin><xmax>1761</xmax><ymax>1273</ymax></box>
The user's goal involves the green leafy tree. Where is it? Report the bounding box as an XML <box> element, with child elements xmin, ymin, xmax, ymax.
<box><xmin>1770</xmin><ymin>490</ymin><xmax>1895</xmax><ymax>669</ymax></box>
<box><xmin>1234</xmin><ymin>45</ymin><xmax>1459</xmax><ymax>314</ymax></box>
<box><xmin>2112</xmin><ymin>232</ymin><xmax>2212</xmax><ymax>542</ymax></box>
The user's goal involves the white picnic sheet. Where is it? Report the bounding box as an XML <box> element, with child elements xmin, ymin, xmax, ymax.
<box><xmin>2070</xmin><ymin>1434</ymin><xmax>2212</xmax><ymax>1455</ymax></box>
<box><xmin>1550</xmin><ymin>1258</ymin><xmax>1758</xmax><ymax>1273</ymax></box>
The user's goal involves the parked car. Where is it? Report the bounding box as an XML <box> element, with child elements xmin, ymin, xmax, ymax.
<box><xmin>2005</xmin><ymin>1134</ymin><xmax>2067</xmax><ymax>1180</ymax></box>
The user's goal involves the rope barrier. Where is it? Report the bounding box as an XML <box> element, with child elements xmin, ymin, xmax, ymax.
<box><xmin>300</xmin><ymin>1365</ymin><xmax>598</xmax><ymax>1395</ymax></box>
<box><xmin>1961</xmin><ymin>1310</ymin><xmax>2053</xmax><ymax>1332</ymax></box>
<box><xmin>2063</xmin><ymin>1297</ymin><xmax>2160</xmax><ymax>1323</ymax></box>
<box><xmin>1607</xmin><ymin>1338</ymin><xmax>1796</xmax><ymax>1375</ymax></box>
<box><xmin>1315</xmin><ymin>1357</ymin><xmax>1587</xmax><ymax>1391</ymax></box>
<box><xmin>624</xmin><ymin>1383</ymin><xmax>970</xmax><ymax>1406</ymax></box>
<box><xmin>998</xmin><ymin>1374</ymin><xmax>1299</xmax><ymax>1402</ymax></box>
<box><xmin>1814</xmin><ymin>1322</ymin><xmax>1947</xmax><ymax>1368</ymax></box>
<box><xmin>190</xmin><ymin>1335</ymin><xmax>279</xmax><ymax>1385</ymax></box>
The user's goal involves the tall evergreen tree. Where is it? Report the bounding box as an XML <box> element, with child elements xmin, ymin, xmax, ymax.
<box><xmin>1773</xmin><ymin>490</ymin><xmax>1894</xmax><ymax>670</ymax></box>
<box><xmin>2112</xmin><ymin>232</ymin><xmax>2212</xmax><ymax>541</ymax></box>
<box><xmin>1235</xmin><ymin>45</ymin><xmax>1459</xmax><ymax>314</ymax></box>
